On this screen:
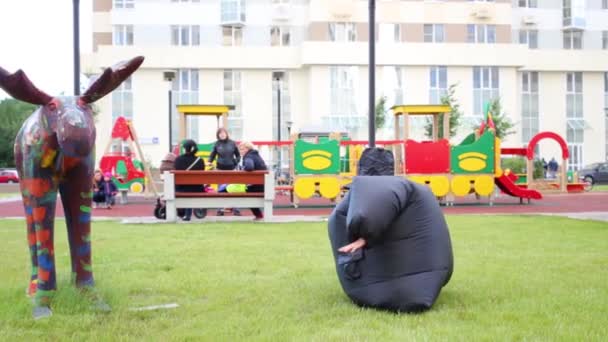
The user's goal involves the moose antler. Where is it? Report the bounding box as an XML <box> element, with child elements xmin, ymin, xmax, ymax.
<box><xmin>0</xmin><ymin>67</ymin><xmax>53</xmax><ymax>105</ymax></box>
<box><xmin>80</xmin><ymin>56</ymin><xmax>144</xmax><ymax>104</ymax></box>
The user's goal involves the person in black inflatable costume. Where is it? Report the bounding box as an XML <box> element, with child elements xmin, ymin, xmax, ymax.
<box><xmin>328</xmin><ymin>176</ymin><xmax>453</xmax><ymax>313</ymax></box>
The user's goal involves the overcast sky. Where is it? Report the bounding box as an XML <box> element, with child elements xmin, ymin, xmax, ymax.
<box><xmin>0</xmin><ymin>0</ymin><xmax>93</xmax><ymax>99</ymax></box>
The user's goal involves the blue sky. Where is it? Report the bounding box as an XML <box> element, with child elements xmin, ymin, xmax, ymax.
<box><xmin>0</xmin><ymin>0</ymin><xmax>93</xmax><ymax>99</ymax></box>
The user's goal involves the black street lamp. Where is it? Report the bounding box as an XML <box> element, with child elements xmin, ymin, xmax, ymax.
<box><xmin>164</xmin><ymin>71</ymin><xmax>176</xmax><ymax>152</ymax></box>
<box><xmin>73</xmin><ymin>0</ymin><xmax>81</xmax><ymax>95</ymax></box>
<box><xmin>274</xmin><ymin>71</ymin><xmax>285</xmax><ymax>175</ymax></box>
<box><xmin>368</xmin><ymin>0</ymin><xmax>376</xmax><ymax>147</ymax></box>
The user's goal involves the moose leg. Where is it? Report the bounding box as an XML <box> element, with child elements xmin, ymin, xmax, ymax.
<box><xmin>20</xmin><ymin>177</ymin><xmax>58</xmax><ymax>318</ymax></box>
<box><xmin>59</xmin><ymin>163</ymin><xmax>111</xmax><ymax>312</ymax></box>
<box><xmin>59</xmin><ymin>165</ymin><xmax>94</xmax><ymax>288</ymax></box>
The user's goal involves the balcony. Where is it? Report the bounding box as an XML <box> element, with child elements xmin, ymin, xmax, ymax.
<box><xmin>221</xmin><ymin>0</ymin><xmax>246</xmax><ymax>27</ymax></box>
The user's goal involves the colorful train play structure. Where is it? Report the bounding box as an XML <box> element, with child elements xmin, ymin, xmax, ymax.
<box><xmin>171</xmin><ymin>103</ymin><xmax>584</xmax><ymax>207</ymax></box>
<box><xmin>99</xmin><ymin>117</ymin><xmax>158</xmax><ymax>200</ymax></box>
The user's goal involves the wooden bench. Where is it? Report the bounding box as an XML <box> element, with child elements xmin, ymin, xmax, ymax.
<box><xmin>162</xmin><ymin>170</ymin><xmax>274</xmax><ymax>222</ymax></box>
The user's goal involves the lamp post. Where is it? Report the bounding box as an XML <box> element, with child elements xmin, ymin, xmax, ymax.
<box><xmin>605</xmin><ymin>108</ymin><xmax>608</xmax><ymax>161</ymax></box>
<box><xmin>274</xmin><ymin>71</ymin><xmax>285</xmax><ymax>175</ymax></box>
<box><xmin>73</xmin><ymin>0</ymin><xmax>81</xmax><ymax>95</ymax></box>
<box><xmin>163</xmin><ymin>71</ymin><xmax>176</xmax><ymax>152</ymax></box>
<box><xmin>368</xmin><ymin>0</ymin><xmax>376</xmax><ymax>147</ymax></box>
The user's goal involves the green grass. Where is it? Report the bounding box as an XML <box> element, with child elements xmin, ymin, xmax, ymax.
<box><xmin>1</xmin><ymin>216</ymin><xmax>607</xmax><ymax>341</ymax></box>
<box><xmin>592</xmin><ymin>184</ymin><xmax>608</xmax><ymax>192</ymax></box>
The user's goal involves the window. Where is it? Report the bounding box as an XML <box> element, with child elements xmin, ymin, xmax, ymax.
<box><xmin>272</xmin><ymin>72</ymin><xmax>291</xmax><ymax>141</ymax></box>
<box><xmin>271</xmin><ymin>26</ymin><xmax>291</xmax><ymax>46</ymax></box>
<box><xmin>171</xmin><ymin>70</ymin><xmax>199</xmax><ymax>143</ymax></box>
<box><xmin>224</xmin><ymin>70</ymin><xmax>243</xmax><ymax>140</ymax></box>
<box><xmin>383</xmin><ymin>66</ymin><xmax>405</xmax><ymax>107</ymax></box>
<box><xmin>518</xmin><ymin>0</ymin><xmax>537</xmax><ymax>7</ymax></box>
<box><xmin>423</xmin><ymin>24</ymin><xmax>444</xmax><ymax>43</ymax></box>
<box><xmin>114</xmin><ymin>0</ymin><xmax>134</xmax><ymax>8</ymax></box>
<box><xmin>521</xmin><ymin>72</ymin><xmax>539</xmax><ymax>143</ymax></box>
<box><xmin>221</xmin><ymin>0</ymin><xmax>246</xmax><ymax>23</ymax></box>
<box><xmin>112</xmin><ymin>77</ymin><xmax>133</xmax><ymax>123</ymax></box>
<box><xmin>472</xmin><ymin>67</ymin><xmax>499</xmax><ymax>118</ymax></box>
<box><xmin>325</xmin><ymin>66</ymin><xmax>364</xmax><ymax>134</ymax></box>
<box><xmin>171</xmin><ymin>25</ymin><xmax>200</xmax><ymax>46</ymax></box>
<box><xmin>430</xmin><ymin>66</ymin><xmax>447</xmax><ymax>105</ymax></box>
<box><xmin>467</xmin><ymin>24</ymin><xmax>496</xmax><ymax>43</ymax></box>
<box><xmin>379</xmin><ymin>23</ymin><xmax>401</xmax><ymax>43</ymax></box>
<box><xmin>563</xmin><ymin>30</ymin><xmax>583</xmax><ymax>49</ymax></box>
<box><xmin>113</xmin><ymin>25</ymin><xmax>133</xmax><ymax>46</ymax></box>
<box><xmin>222</xmin><ymin>26</ymin><xmax>242</xmax><ymax>46</ymax></box>
<box><xmin>329</xmin><ymin>23</ymin><xmax>357</xmax><ymax>42</ymax></box>
<box><xmin>519</xmin><ymin>30</ymin><xmax>538</xmax><ymax>49</ymax></box>
<box><xmin>603</xmin><ymin>31</ymin><xmax>608</xmax><ymax>50</ymax></box>
<box><xmin>566</xmin><ymin>72</ymin><xmax>584</xmax><ymax>170</ymax></box>
<box><xmin>563</xmin><ymin>0</ymin><xmax>586</xmax><ymax>27</ymax></box>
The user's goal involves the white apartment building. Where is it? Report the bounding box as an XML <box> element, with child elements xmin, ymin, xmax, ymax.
<box><xmin>84</xmin><ymin>0</ymin><xmax>608</xmax><ymax>171</ymax></box>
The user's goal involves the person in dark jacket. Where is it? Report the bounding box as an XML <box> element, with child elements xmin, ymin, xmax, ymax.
<box><xmin>174</xmin><ymin>139</ymin><xmax>205</xmax><ymax>221</ymax></box>
<box><xmin>94</xmin><ymin>172</ymin><xmax>118</xmax><ymax>209</ymax></box>
<box><xmin>208</xmin><ymin>128</ymin><xmax>241</xmax><ymax>216</ymax></box>
<box><xmin>239</xmin><ymin>141</ymin><xmax>267</xmax><ymax>220</ymax></box>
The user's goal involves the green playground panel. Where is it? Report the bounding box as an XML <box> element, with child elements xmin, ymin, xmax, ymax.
<box><xmin>294</xmin><ymin>139</ymin><xmax>340</xmax><ymax>175</ymax></box>
<box><xmin>459</xmin><ymin>132</ymin><xmax>476</xmax><ymax>146</ymax></box>
<box><xmin>133</xmin><ymin>159</ymin><xmax>144</xmax><ymax>171</ymax></box>
<box><xmin>450</xmin><ymin>131</ymin><xmax>495</xmax><ymax>175</ymax></box>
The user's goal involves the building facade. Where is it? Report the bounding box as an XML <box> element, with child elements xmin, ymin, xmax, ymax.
<box><xmin>85</xmin><ymin>0</ymin><xmax>608</xmax><ymax>171</ymax></box>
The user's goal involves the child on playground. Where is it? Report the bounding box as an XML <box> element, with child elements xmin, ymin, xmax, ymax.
<box><xmin>93</xmin><ymin>172</ymin><xmax>118</xmax><ymax>209</ymax></box>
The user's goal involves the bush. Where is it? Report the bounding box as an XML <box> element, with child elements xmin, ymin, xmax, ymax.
<box><xmin>501</xmin><ymin>157</ymin><xmax>545</xmax><ymax>179</ymax></box>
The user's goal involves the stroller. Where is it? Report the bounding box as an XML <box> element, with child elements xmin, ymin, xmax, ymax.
<box><xmin>154</xmin><ymin>152</ymin><xmax>208</xmax><ymax>220</ymax></box>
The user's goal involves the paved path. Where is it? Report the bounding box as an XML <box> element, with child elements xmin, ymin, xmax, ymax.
<box><xmin>1</xmin><ymin>192</ymin><xmax>607</xmax><ymax>221</ymax></box>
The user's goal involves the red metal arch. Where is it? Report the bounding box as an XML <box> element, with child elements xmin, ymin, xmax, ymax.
<box><xmin>526</xmin><ymin>131</ymin><xmax>569</xmax><ymax>160</ymax></box>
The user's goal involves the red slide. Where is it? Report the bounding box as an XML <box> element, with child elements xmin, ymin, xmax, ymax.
<box><xmin>495</xmin><ymin>174</ymin><xmax>542</xmax><ymax>200</ymax></box>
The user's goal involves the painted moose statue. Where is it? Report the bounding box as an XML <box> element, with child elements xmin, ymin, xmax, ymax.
<box><xmin>0</xmin><ymin>56</ymin><xmax>144</xmax><ymax>319</ymax></box>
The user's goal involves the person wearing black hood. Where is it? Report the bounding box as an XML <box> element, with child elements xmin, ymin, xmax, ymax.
<box><xmin>239</xmin><ymin>141</ymin><xmax>267</xmax><ymax>220</ymax></box>
<box><xmin>209</xmin><ymin>128</ymin><xmax>241</xmax><ymax>216</ymax></box>
<box><xmin>174</xmin><ymin>139</ymin><xmax>205</xmax><ymax>221</ymax></box>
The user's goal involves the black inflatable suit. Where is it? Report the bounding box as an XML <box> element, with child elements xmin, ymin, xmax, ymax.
<box><xmin>328</xmin><ymin>176</ymin><xmax>454</xmax><ymax>312</ymax></box>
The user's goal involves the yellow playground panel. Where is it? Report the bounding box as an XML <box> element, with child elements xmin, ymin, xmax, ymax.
<box><xmin>176</xmin><ymin>104</ymin><xmax>233</xmax><ymax>141</ymax></box>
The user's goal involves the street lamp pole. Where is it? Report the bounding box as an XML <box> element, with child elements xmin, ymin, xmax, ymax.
<box><xmin>163</xmin><ymin>71</ymin><xmax>176</xmax><ymax>152</ymax></box>
<box><xmin>368</xmin><ymin>0</ymin><xmax>376</xmax><ymax>147</ymax></box>
<box><xmin>73</xmin><ymin>0</ymin><xmax>81</xmax><ymax>95</ymax></box>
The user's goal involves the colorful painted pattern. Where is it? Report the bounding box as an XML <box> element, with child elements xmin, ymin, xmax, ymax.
<box><xmin>14</xmin><ymin>98</ymin><xmax>97</xmax><ymax>307</ymax></box>
<box><xmin>1</xmin><ymin>56</ymin><xmax>143</xmax><ymax>316</ymax></box>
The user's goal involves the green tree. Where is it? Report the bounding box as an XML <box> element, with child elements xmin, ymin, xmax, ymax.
<box><xmin>0</xmin><ymin>99</ymin><xmax>36</xmax><ymax>167</ymax></box>
<box><xmin>424</xmin><ymin>83</ymin><xmax>463</xmax><ymax>139</ymax></box>
<box><xmin>484</xmin><ymin>97</ymin><xmax>515</xmax><ymax>140</ymax></box>
<box><xmin>375</xmin><ymin>96</ymin><xmax>387</xmax><ymax>130</ymax></box>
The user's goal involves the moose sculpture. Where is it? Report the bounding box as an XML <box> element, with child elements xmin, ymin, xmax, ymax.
<box><xmin>0</xmin><ymin>56</ymin><xmax>144</xmax><ymax>319</ymax></box>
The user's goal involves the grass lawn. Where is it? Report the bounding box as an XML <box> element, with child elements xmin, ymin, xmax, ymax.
<box><xmin>1</xmin><ymin>216</ymin><xmax>607</xmax><ymax>341</ymax></box>
<box><xmin>592</xmin><ymin>184</ymin><xmax>608</xmax><ymax>192</ymax></box>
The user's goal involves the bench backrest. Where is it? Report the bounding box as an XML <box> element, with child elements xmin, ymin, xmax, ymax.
<box><xmin>170</xmin><ymin>170</ymin><xmax>267</xmax><ymax>185</ymax></box>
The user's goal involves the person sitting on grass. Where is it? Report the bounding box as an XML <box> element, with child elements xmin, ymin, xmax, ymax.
<box><xmin>238</xmin><ymin>141</ymin><xmax>267</xmax><ymax>221</ymax></box>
